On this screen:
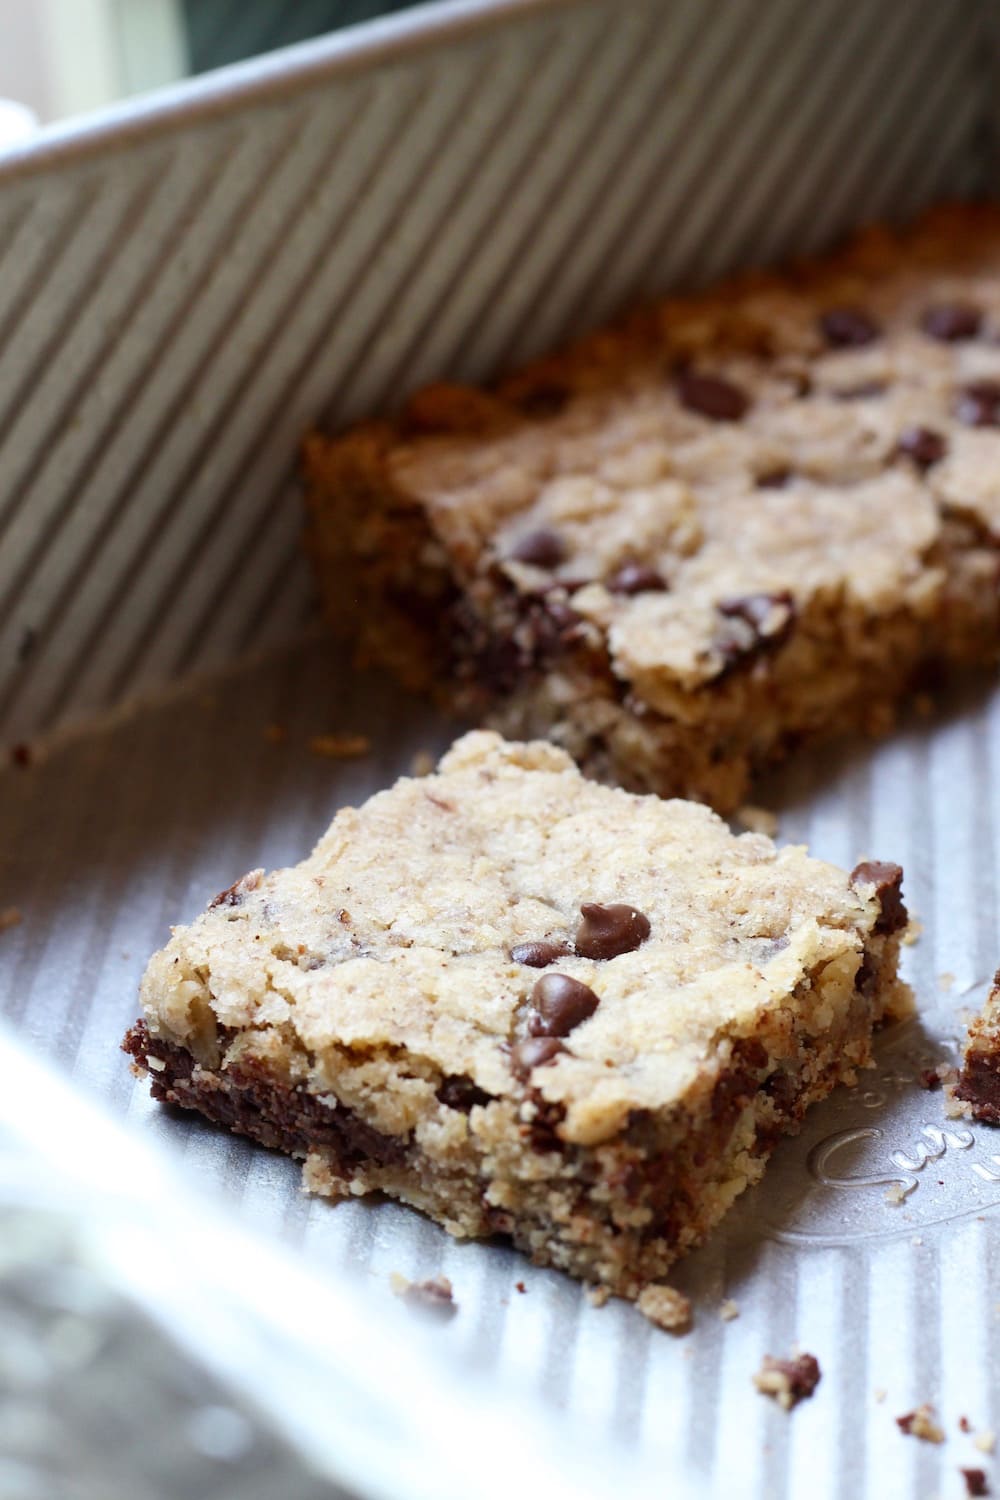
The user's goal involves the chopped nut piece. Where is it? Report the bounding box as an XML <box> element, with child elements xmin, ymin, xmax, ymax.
<box><xmin>308</xmin><ymin>733</ymin><xmax>371</xmax><ymax>759</ymax></box>
<box><xmin>637</xmin><ymin>1284</ymin><xmax>691</xmax><ymax>1332</ymax></box>
<box><xmin>896</xmin><ymin>1404</ymin><xmax>945</xmax><ymax>1443</ymax></box>
<box><xmin>754</xmin><ymin>1352</ymin><xmax>821</xmax><ymax>1410</ymax></box>
<box><xmin>719</xmin><ymin>1298</ymin><xmax>740</xmax><ymax>1322</ymax></box>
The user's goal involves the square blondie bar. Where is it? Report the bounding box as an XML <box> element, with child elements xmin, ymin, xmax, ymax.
<box><xmin>125</xmin><ymin>733</ymin><xmax>909</xmax><ymax>1302</ymax></box>
<box><xmin>305</xmin><ymin>204</ymin><xmax>1000</xmax><ymax>810</ymax></box>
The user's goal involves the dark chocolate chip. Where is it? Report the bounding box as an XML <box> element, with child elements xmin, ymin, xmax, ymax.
<box><xmin>756</xmin><ymin>467</ymin><xmax>792</xmax><ymax>489</ymax></box>
<box><xmin>897</xmin><ymin>425</ymin><xmax>947</xmax><ymax>469</ymax></box>
<box><xmin>606</xmin><ymin>562</ymin><xmax>668</xmax><ymax>595</ymax></box>
<box><xmin>956</xmin><ymin>379</ymin><xmax>1000</xmax><ymax>427</ymax></box>
<box><xmin>854</xmin><ymin>950</ymin><xmax>878</xmax><ymax>999</ymax></box>
<box><xmin>510</xmin><ymin>1036</ymin><xmax>564</xmax><ymax>1079</ymax></box>
<box><xmin>437</xmin><ymin>1075</ymin><xmax>493</xmax><ymax>1111</ymax></box>
<box><xmin>574</xmin><ymin>902</ymin><xmax>651</xmax><ymax>961</ymax></box>
<box><xmin>209</xmin><ymin>868</ymin><xmax>264</xmax><ymax>910</ymax></box>
<box><xmin>529</xmin><ymin>973</ymin><xmax>600</xmax><ymax>1037</ymax></box>
<box><xmin>714</xmin><ymin>592</ymin><xmax>796</xmax><ymax>674</ymax></box>
<box><xmin>960</xmin><ymin>1469</ymin><xmax>990</xmax><ymax>1497</ymax></box>
<box><xmin>677</xmin><ymin>371</ymin><xmax>750</xmax><ymax>422</ymax></box>
<box><xmin>508</xmin><ymin>528</ymin><xmax>567</xmax><ymax>568</ymax></box>
<box><xmin>819</xmin><ymin>306</ymin><xmax>880</xmax><ymax>347</ymax></box>
<box><xmin>922</xmin><ymin>302</ymin><xmax>982</xmax><ymax>341</ymax></box>
<box><xmin>510</xmin><ymin>938</ymin><xmax>571</xmax><ymax>968</ymax></box>
<box><xmin>849</xmin><ymin>860</ymin><xmax>906</xmax><ymax>935</ymax></box>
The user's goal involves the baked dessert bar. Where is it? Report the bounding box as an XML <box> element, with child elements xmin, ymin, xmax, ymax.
<box><xmin>124</xmin><ymin>732</ymin><xmax>910</xmax><ymax>1301</ymax></box>
<box><xmin>954</xmin><ymin>970</ymin><xmax>1000</xmax><ymax>1121</ymax></box>
<box><xmin>305</xmin><ymin>204</ymin><xmax>1000</xmax><ymax>810</ymax></box>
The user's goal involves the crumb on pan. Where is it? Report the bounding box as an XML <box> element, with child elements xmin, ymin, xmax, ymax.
<box><xmin>896</xmin><ymin>1404</ymin><xmax>945</xmax><ymax>1443</ymax></box>
<box><xmin>960</xmin><ymin>1469</ymin><xmax>990</xmax><ymax>1497</ymax></box>
<box><xmin>885</xmin><ymin>1181</ymin><xmax>910</xmax><ymax>1206</ymax></box>
<box><xmin>719</xmin><ymin>1298</ymin><xmax>740</xmax><ymax>1322</ymax></box>
<box><xmin>875</xmin><ymin>1388</ymin><xmax>887</xmax><ymax>1404</ymax></box>
<box><xmin>586</xmin><ymin>1285</ymin><xmax>611</xmax><ymax>1309</ymax></box>
<box><xmin>939</xmin><ymin>972</ymin><xmax>956</xmax><ymax>992</ymax></box>
<box><xmin>515</xmin><ymin>1281</ymin><xmax>527</xmax><ymax>1294</ymax></box>
<box><xmin>976</xmin><ymin>1430</ymin><xmax>997</xmax><ymax>1455</ymax></box>
<box><xmin>390</xmin><ymin>1272</ymin><xmax>456</xmax><ymax>1317</ymax></box>
<box><xmin>637</xmin><ymin>1284</ymin><xmax>691</xmax><ymax>1332</ymax></box>
<box><xmin>308</xmin><ymin>733</ymin><xmax>371</xmax><ymax>759</ymax></box>
<box><xmin>734</xmin><ymin>805</ymin><xmax>778</xmax><ymax>837</ymax></box>
<box><xmin>753</xmin><ymin>1352</ymin><xmax>821</xmax><ymax>1410</ymax></box>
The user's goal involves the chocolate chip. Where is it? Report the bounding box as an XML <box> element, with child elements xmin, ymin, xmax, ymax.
<box><xmin>850</xmin><ymin>860</ymin><xmax>906</xmax><ymax>935</ymax></box>
<box><xmin>510</xmin><ymin>939</ymin><xmax>571</xmax><ymax>968</ymax></box>
<box><xmin>922</xmin><ymin>303</ymin><xmax>982</xmax><ymax>341</ymax></box>
<box><xmin>819</xmin><ymin>307</ymin><xmax>879</xmax><ymax>347</ymax></box>
<box><xmin>437</xmin><ymin>1075</ymin><xmax>493</xmax><ymax>1111</ymax></box>
<box><xmin>714</xmin><ymin>592</ymin><xmax>796</xmax><ymax>673</ymax></box>
<box><xmin>756</xmin><ymin>467</ymin><xmax>791</xmax><ymax>489</ymax></box>
<box><xmin>510</xmin><ymin>1036</ymin><xmax>564</xmax><ymax>1079</ymax></box>
<box><xmin>529</xmin><ymin>973</ymin><xmax>600</xmax><ymax>1037</ymax></box>
<box><xmin>956</xmin><ymin>380</ymin><xmax>1000</xmax><ymax>427</ymax></box>
<box><xmin>960</xmin><ymin>1468</ymin><xmax>990</xmax><ymax>1497</ymax></box>
<box><xmin>209</xmin><ymin>868</ymin><xmax>264</xmax><ymax>910</ymax></box>
<box><xmin>677</xmin><ymin>371</ymin><xmax>750</xmax><ymax>421</ymax></box>
<box><xmin>508</xmin><ymin>528</ymin><xmax>567</xmax><ymax>567</ymax></box>
<box><xmin>606</xmin><ymin>562</ymin><xmax>668</xmax><ymax>595</ymax></box>
<box><xmin>897</xmin><ymin>425</ymin><xmax>947</xmax><ymax>469</ymax></box>
<box><xmin>574</xmin><ymin>902</ymin><xmax>651</xmax><ymax>961</ymax></box>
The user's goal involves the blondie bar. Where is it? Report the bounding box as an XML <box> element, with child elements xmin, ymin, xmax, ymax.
<box><xmin>955</xmin><ymin>969</ymin><xmax>1000</xmax><ymax>1122</ymax></box>
<box><xmin>305</xmin><ymin>204</ymin><xmax>1000</xmax><ymax>809</ymax></box>
<box><xmin>124</xmin><ymin>733</ymin><xmax>909</xmax><ymax>1301</ymax></box>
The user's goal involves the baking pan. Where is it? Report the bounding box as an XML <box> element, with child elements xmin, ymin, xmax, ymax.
<box><xmin>2</xmin><ymin>2</ymin><xmax>1000</xmax><ymax>1496</ymax></box>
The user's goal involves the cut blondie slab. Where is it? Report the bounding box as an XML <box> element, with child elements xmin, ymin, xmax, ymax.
<box><xmin>124</xmin><ymin>732</ymin><xmax>910</xmax><ymax>1301</ymax></box>
<box><xmin>954</xmin><ymin>970</ymin><xmax>1000</xmax><ymax>1121</ymax></box>
<box><xmin>304</xmin><ymin>203</ymin><xmax>1000</xmax><ymax>810</ymax></box>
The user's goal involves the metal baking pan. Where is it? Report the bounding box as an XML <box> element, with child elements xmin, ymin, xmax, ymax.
<box><xmin>2</xmin><ymin>2</ymin><xmax>999</xmax><ymax>1495</ymax></box>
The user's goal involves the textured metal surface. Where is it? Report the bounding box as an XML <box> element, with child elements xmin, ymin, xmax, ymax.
<box><xmin>0</xmin><ymin>0</ymin><xmax>992</xmax><ymax>749</ymax></box>
<box><xmin>3</xmin><ymin>640</ymin><xmax>1000</xmax><ymax>1498</ymax></box>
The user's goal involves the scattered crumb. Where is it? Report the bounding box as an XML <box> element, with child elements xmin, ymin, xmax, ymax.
<box><xmin>390</xmin><ymin>1273</ymin><xmax>456</xmax><ymax>1318</ymax></box>
<box><xmin>263</xmin><ymin>722</ymin><xmax>288</xmax><ymax>743</ymax></box>
<box><xmin>719</xmin><ymin>1299</ymin><xmax>740</xmax><ymax>1322</ymax></box>
<box><xmin>960</xmin><ymin>1470</ymin><xmax>990</xmax><ymax>1497</ymax></box>
<box><xmin>586</xmin><ymin>1284</ymin><xmax>611</xmax><ymax>1309</ymax></box>
<box><xmin>875</xmin><ymin>1388</ymin><xmax>887</xmax><ymax>1404</ymax></box>
<box><xmin>896</xmin><ymin>1404</ymin><xmax>945</xmax><ymax>1443</ymax></box>
<box><xmin>920</xmin><ymin>1063</ymin><xmax>950</xmax><ymax>1091</ymax></box>
<box><xmin>308</xmin><ymin>733</ymin><xmax>371</xmax><ymax>759</ymax></box>
<box><xmin>735</xmin><ymin>804</ymin><xmax>778</xmax><ymax>837</ymax></box>
<box><xmin>902</xmin><ymin>919</ymin><xmax>923</xmax><ymax>947</ymax></box>
<box><xmin>911</xmin><ymin>1236</ymin><xmax>924</xmax><ymax>1247</ymax></box>
<box><xmin>976</xmin><ymin>1431</ymin><xmax>997</xmax><ymax>1456</ymax></box>
<box><xmin>0</xmin><ymin>907</ymin><xmax>21</xmax><ymax>933</ymax></box>
<box><xmin>9</xmin><ymin>743</ymin><xmax>32</xmax><ymax>769</ymax></box>
<box><xmin>960</xmin><ymin>1416</ymin><xmax>972</xmax><ymax>1434</ymax></box>
<box><xmin>753</xmin><ymin>1352</ymin><xmax>822</xmax><ymax>1410</ymax></box>
<box><xmin>885</xmin><ymin>1181</ymin><xmax>909</xmax><ymax>1206</ymax></box>
<box><xmin>410</xmin><ymin>750</ymin><xmax>436</xmax><ymax>777</ymax></box>
<box><xmin>938</xmin><ymin>972</ymin><xmax>956</xmax><ymax>993</ymax></box>
<box><xmin>515</xmin><ymin>1281</ymin><xmax>527</xmax><ymax>1294</ymax></box>
<box><xmin>637</xmin><ymin>1284</ymin><xmax>691</xmax><ymax>1332</ymax></box>
<box><xmin>944</xmin><ymin>1089</ymin><xmax>971</xmax><ymax>1120</ymax></box>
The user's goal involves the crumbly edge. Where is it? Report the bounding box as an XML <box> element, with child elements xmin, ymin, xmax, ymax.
<box><xmin>304</xmin><ymin>431</ymin><xmax>1000</xmax><ymax>809</ymax></box>
<box><xmin>124</xmin><ymin>928</ymin><xmax>904</xmax><ymax>1299</ymax></box>
<box><xmin>954</xmin><ymin>969</ymin><xmax>1000</xmax><ymax>1121</ymax></box>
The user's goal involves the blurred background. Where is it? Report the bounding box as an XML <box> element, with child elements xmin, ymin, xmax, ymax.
<box><xmin>0</xmin><ymin>0</ymin><xmax>428</xmax><ymax>127</ymax></box>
